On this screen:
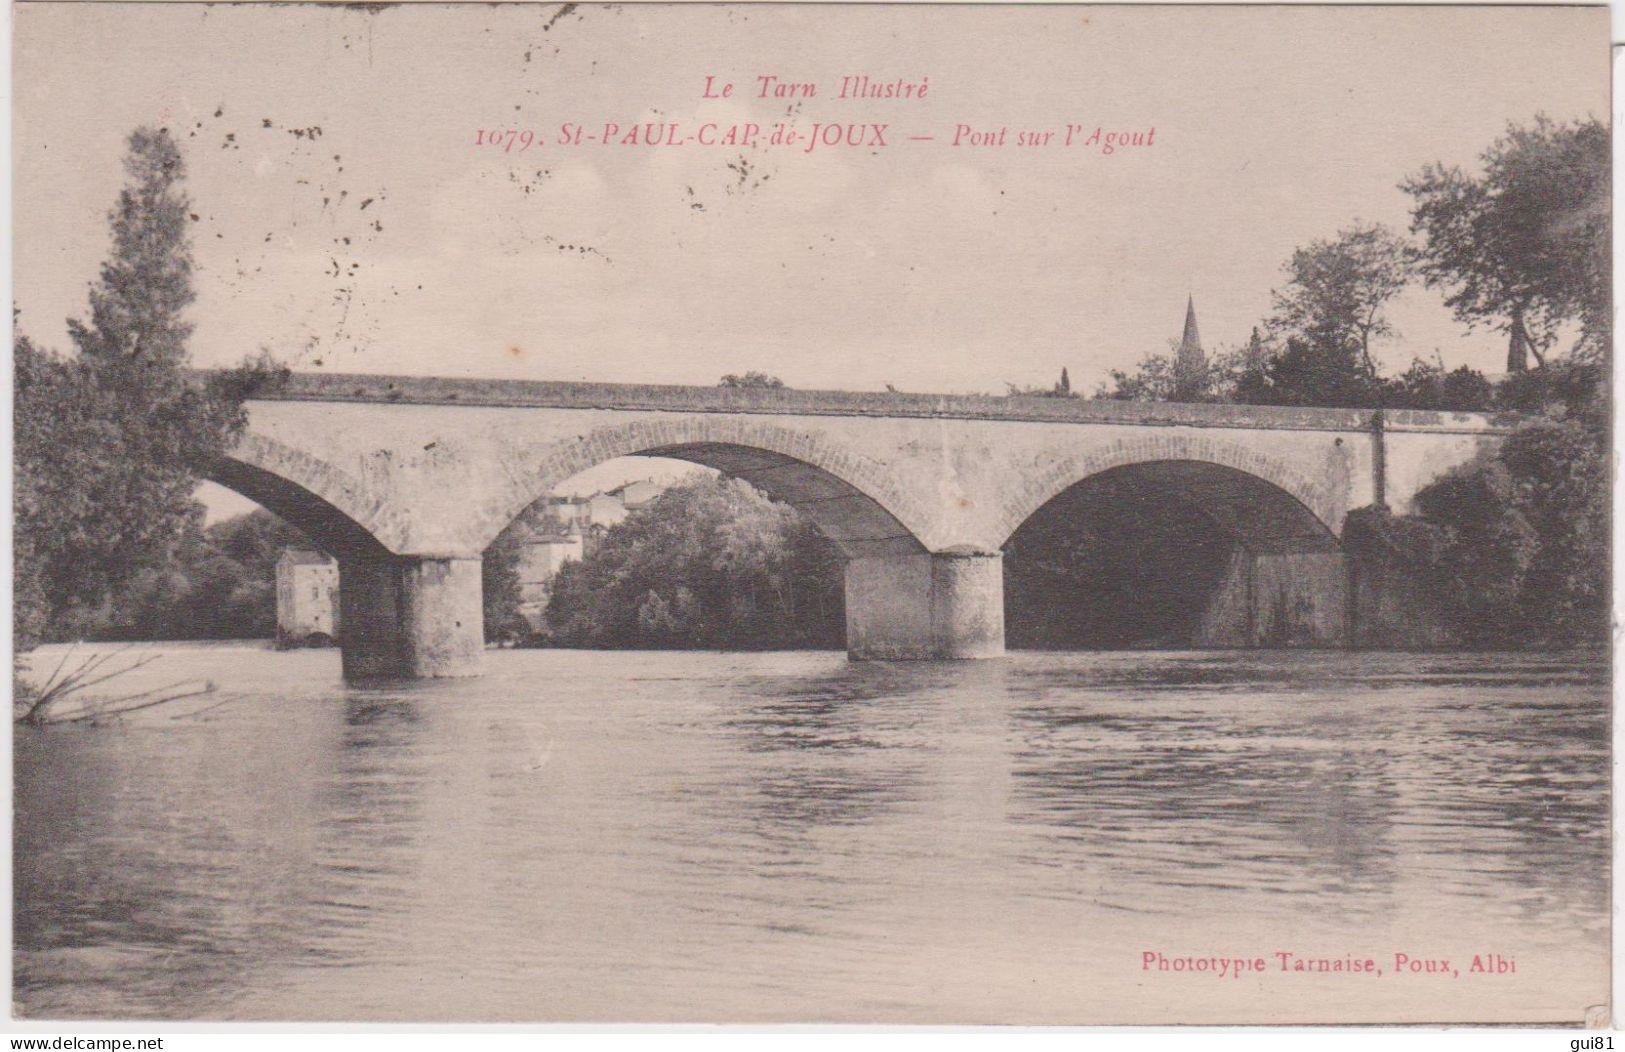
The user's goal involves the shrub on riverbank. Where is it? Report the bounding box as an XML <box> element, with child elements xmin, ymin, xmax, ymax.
<box><xmin>65</xmin><ymin>509</ymin><xmax>305</xmax><ymax>642</ymax></box>
<box><xmin>1345</xmin><ymin>363</ymin><xmax>1607</xmax><ymax>649</ymax></box>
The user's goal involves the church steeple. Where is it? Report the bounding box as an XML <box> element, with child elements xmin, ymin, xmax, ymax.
<box><xmin>1175</xmin><ymin>295</ymin><xmax>1207</xmax><ymax>399</ymax></box>
<box><xmin>1180</xmin><ymin>295</ymin><xmax>1202</xmax><ymax>357</ymax></box>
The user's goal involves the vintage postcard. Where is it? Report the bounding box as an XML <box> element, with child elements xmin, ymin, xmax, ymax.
<box><xmin>10</xmin><ymin>0</ymin><xmax>1612</xmax><ymax>1027</ymax></box>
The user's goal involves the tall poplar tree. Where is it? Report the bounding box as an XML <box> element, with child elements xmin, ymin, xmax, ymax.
<box><xmin>16</xmin><ymin>127</ymin><xmax>265</xmax><ymax>647</ymax></box>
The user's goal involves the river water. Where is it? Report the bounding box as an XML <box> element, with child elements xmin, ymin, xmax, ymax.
<box><xmin>13</xmin><ymin>645</ymin><xmax>1610</xmax><ymax>1024</ymax></box>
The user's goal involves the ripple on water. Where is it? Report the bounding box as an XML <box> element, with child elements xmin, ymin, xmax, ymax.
<box><xmin>13</xmin><ymin>645</ymin><xmax>1610</xmax><ymax>1023</ymax></box>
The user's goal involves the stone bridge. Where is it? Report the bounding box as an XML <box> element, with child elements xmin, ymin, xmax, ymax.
<box><xmin>208</xmin><ymin>372</ymin><xmax>1512</xmax><ymax>678</ymax></box>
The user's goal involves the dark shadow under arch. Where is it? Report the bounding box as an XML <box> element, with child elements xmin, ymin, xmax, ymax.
<box><xmin>204</xmin><ymin>455</ymin><xmax>391</xmax><ymax>561</ymax></box>
<box><xmin>1003</xmin><ymin>460</ymin><xmax>1340</xmax><ymax>649</ymax></box>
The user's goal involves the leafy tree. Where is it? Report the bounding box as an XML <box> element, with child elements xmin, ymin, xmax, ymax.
<box><xmin>1008</xmin><ymin>368</ymin><xmax>1081</xmax><ymax>399</ymax></box>
<box><xmin>208</xmin><ymin>507</ymin><xmax>311</xmax><ymax>573</ymax></box>
<box><xmin>1096</xmin><ymin>346</ymin><xmax>1178</xmax><ymax>402</ymax></box>
<box><xmin>1346</xmin><ymin>413</ymin><xmax>1606</xmax><ymax>649</ymax></box>
<box><xmin>1342</xmin><ymin>118</ymin><xmax>1610</xmax><ymax>649</ymax></box>
<box><xmin>1412</xmin><ymin>463</ymin><xmax>1540</xmax><ymax>642</ymax></box>
<box><xmin>1220</xmin><ymin>328</ymin><xmax>1274</xmax><ymax>401</ymax></box>
<box><xmin>1105</xmin><ymin>328</ymin><xmax>1280</xmax><ymax>408</ymax></box>
<box><xmin>1404</xmin><ymin>115</ymin><xmax>1609</xmax><ymax>366</ymax></box>
<box><xmin>1100</xmin><ymin>340</ymin><xmax>1263</xmax><ymax>404</ymax></box>
<box><xmin>1266</xmin><ymin>221</ymin><xmax>1413</xmax><ymax>376</ymax></box>
<box><xmin>15</xmin><ymin>128</ymin><xmax>272</xmax><ymax>647</ymax></box>
<box><xmin>14</xmin><ymin>335</ymin><xmax>96</xmax><ymax>647</ymax></box>
<box><xmin>76</xmin><ymin>508</ymin><xmax>307</xmax><ymax>641</ymax></box>
<box><xmin>155</xmin><ymin>507</ymin><xmax>322</xmax><ymax>643</ymax></box>
<box><xmin>1231</xmin><ymin>336</ymin><xmax>1385</xmax><ymax>408</ymax></box>
<box><xmin>481</xmin><ymin>546</ymin><xmax>529</xmax><ymax>644</ymax></box>
<box><xmin>1103</xmin><ymin>220</ymin><xmax>1411</xmax><ymax>410</ymax></box>
<box><xmin>544</xmin><ymin>476</ymin><xmax>844</xmax><ymax>649</ymax></box>
<box><xmin>1384</xmin><ymin>356</ymin><xmax>1496</xmax><ymax>411</ymax></box>
<box><xmin>70</xmin><ymin>128</ymin><xmax>199</xmax><ymax>372</ymax></box>
<box><xmin>719</xmin><ymin>371</ymin><xmax>787</xmax><ymax>389</ymax></box>
<box><xmin>1495</xmin><ymin>355</ymin><xmax>1605</xmax><ymax>425</ymax></box>
<box><xmin>1496</xmin><ymin>419</ymin><xmax>1609</xmax><ymax>642</ymax></box>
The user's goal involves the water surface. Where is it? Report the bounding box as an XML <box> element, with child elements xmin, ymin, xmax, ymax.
<box><xmin>13</xmin><ymin>646</ymin><xmax>1610</xmax><ymax>1023</ymax></box>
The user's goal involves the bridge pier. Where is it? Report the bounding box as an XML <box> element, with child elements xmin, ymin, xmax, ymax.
<box><xmin>339</xmin><ymin>555</ymin><xmax>484</xmax><ymax>679</ymax></box>
<box><xmin>844</xmin><ymin>549</ymin><xmax>1005</xmax><ymax>660</ymax></box>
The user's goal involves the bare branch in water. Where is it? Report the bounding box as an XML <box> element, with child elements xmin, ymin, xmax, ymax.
<box><xmin>51</xmin><ymin>654</ymin><xmax>163</xmax><ymax>699</ymax></box>
<box><xmin>37</xmin><ymin>642</ymin><xmax>82</xmax><ymax>697</ymax></box>
<box><xmin>16</xmin><ymin>648</ymin><xmax>218</xmax><ymax>726</ymax></box>
<box><xmin>49</xmin><ymin>682</ymin><xmax>218</xmax><ymax>725</ymax></box>
<box><xmin>170</xmin><ymin>692</ymin><xmax>244</xmax><ymax>720</ymax></box>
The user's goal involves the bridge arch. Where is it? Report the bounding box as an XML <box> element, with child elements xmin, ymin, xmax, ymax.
<box><xmin>994</xmin><ymin>432</ymin><xmax>1345</xmax><ymax>548</ymax></box>
<box><xmin>470</xmin><ymin>416</ymin><xmax>932</xmax><ymax>558</ymax></box>
<box><xmin>999</xmin><ymin>437</ymin><xmax>1348</xmax><ymax>649</ymax></box>
<box><xmin>205</xmin><ymin>433</ymin><xmax>400</xmax><ymax>559</ymax></box>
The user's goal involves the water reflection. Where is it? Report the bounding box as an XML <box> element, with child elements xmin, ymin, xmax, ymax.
<box><xmin>708</xmin><ymin>665</ymin><xmax>941</xmax><ymax>833</ymax></box>
<box><xmin>297</xmin><ymin>693</ymin><xmax>431</xmax><ymax>970</ymax></box>
<box><xmin>12</xmin><ymin>646</ymin><xmax>1610</xmax><ymax>1023</ymax></box>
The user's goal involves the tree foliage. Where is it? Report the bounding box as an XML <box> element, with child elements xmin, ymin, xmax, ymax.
<box><xmin>1008</xmin><ymin>367</ymin><xmax>1081</xmax><ymax>399</ymax></box>
<box><xmin>1347</xmin><ymin>403</ymin><xmax>1606</xmax><ymax>649</ymax></box>
<box><xmin>719</xmin><ymin>371</ymin><xmax>787</xmax><ymax>389</ymax></box>
<box><xmin>63</xmin><ymin>509</ymin><xmax>307</xmax><ymax>641</ymax></box>
<box><xmin>1231</xmin><ymin>336</ymin><xmax>1385</xmax><ymax>408</ymax></box>
<box><xmin>1267</xmin><ymin>221</ymin><xmax>1414</xmax><ymax>375</ymax></box>
<box><xmin>1096</xmin><ymin>344</ymin><xmax>1179</xmax><ymax>402</ymax></box>
<box><xmin>1092</xmin><ymin>116</ymin><xmax>1608</xmax><ymax>652</ymax></box>
<box><xmin>544</xmin><ymin>476</ymin><xmax>844</xmax><ymax>649</ymax></box>
<box><xmin>1343</xmin><ymin>117</ymin><xmax>1611</xmax><ymax>648</ymax></box>
<box><xmin>1494</xmin><ymin>418</ymin><xmax>1609</xmax><ymax>641</ymax></box>
<box><xmin>1404</xmin><ymin>115</ymin><xmax>1609</xmax><ymax>364</ymax></box>
<box><xmin>1105</xmin><ymin>220</ymin><xmax>1415</xmax><ymax>411</ymax></box>
<box><xmin>1494</xmin><ymin>355</ymin><xmax>1605</xmax><ymax>424</ymax></box>
<box><xmin>1100</xmin><ymin>335</ymin><xmax>1278</xmax><ymax>405</ymax></box>
<box><xmin>1383</xmin><ymin>357</ymin><xmax>1496</xmax><ymax>412</ymax></box>
<box><xmin>482</xmin><ymin>546</ymin><xmax>529</xmax><ymax>644</ymax></box>
<box><xmin>15</xmin><ymin>127</ymin><xmax>274</xmax><ymax>648</ymax></box>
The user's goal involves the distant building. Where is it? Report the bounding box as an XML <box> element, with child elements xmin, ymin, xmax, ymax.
<box><xmin>502</xmin><ymin>480</ymin><xmax>668</xmax><ymax>632</ymax></box>
<box><xmin>1174</xmin><ymin>295</ymin><xmax>1207</xmax><ymax>400</ymax></box>
<box><xmin>609</xmin><ymin>479</ymin><xmax>664</xmax><ymax>509</ymax></box>
<box><xmin>551</xmin><ymin>496</ymin><xmax>593</xmax><ymax>530</ymax></box>
<box><xmin>511</xmin><ymin>525</ymin><xmax>585</xmax><ymax>633</ymax></box>
<box><xmin>276</xmin><ymin>549</ymin><xmax>340</xmax><ymax>645</ymax></box>
<box><xmin>585</xmin><ymin>491</ymin><xmax>630</xmax><ymax>529</ymax></box>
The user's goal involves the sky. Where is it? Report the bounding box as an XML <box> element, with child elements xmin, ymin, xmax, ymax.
<box><xmin>12</xmin><ymin>2</ymin><xmax>1610</xmax><ymax>517</ymax></box>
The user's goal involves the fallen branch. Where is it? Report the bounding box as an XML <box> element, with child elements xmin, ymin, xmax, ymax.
<box><xmin>170</xmin><ymin>692</ymin><xmax>244</xmax><ymax>720</ymax></box>
<box><xmin>47</xmin><ymin>681</ymin><xmax>218</xmax><ymax>725</ymax></box>
<box><xmin>15</xmin><ymin>647</ymin><xmax>215</xmax><ymax>726</ymax></box>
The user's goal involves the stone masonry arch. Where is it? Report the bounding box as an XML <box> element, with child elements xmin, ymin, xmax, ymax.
<box><xmin>996</xmin><ymin>433</ymin><xmax>1353</xmax><ymax>649</ymax></box>
<box><xmin>210</xmin><ymin>434</ymin><xmax>482</xmax><ymax>681</ymax></box>
<box><xmin>994</xmin><ymin>431</ymin><xmax>1346</xmax><ymax>548</ymax></box>
<box><xmin>469</xmin><ymin>415</ymin><xmax>933</xmax><ymax>558</ymax></box>
<box><xmin>206</xmin><ymin>433</ymin><xmax>403</xmax><ymax>558</ymax></box>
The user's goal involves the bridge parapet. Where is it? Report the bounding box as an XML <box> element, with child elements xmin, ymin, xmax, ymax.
<box><xmin>236</xmin><ymin>371</ymin><xmax>1518</xmax><ymax>436</ymax></box>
